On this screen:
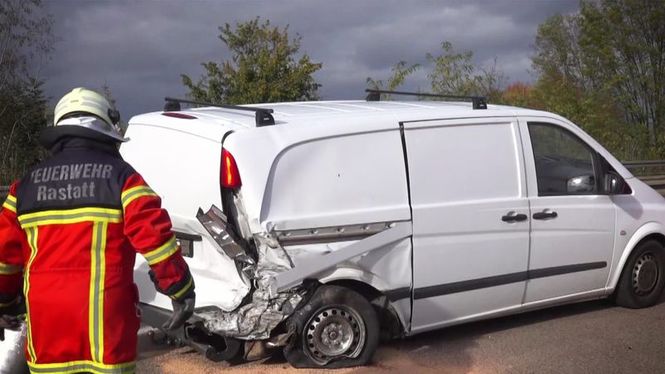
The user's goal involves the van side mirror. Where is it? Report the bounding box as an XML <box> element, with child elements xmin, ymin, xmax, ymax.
<box><xmin>566</xmin><ymin>175</ymin><xmax>595</xmax><ymax>194</ymax></box>
<box><xmin>603</xmin><ymin>172</ymin><xmax>624</xmax><ymax>195</ymax></box>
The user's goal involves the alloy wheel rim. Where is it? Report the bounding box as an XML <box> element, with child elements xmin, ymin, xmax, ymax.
<box><xmin>633</xmin><ymin>253</ymin><xmax>659</xmax><ymax>296</ymax></box>
<box><xmin>303</xmin><ymin>306</ymin><xmax>366</xmax><ymax>365</ymax></box>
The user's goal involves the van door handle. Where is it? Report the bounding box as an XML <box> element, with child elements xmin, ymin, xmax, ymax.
<box><xmin>533</xmin><ymin>211</ymin><xmax>558</xmax><ymax>220</ymax></box>
<box><xmin>501</xmin><ymin>213</ymin><xmax>528</xmax><ymax>223</ymax></box>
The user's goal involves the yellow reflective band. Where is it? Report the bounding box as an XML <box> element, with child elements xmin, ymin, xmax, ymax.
<box><xmin>2</xmin><ymin>194</ymin><xmax>16</xmax><ymax>213</ymax></box>
<box><xmin>171</xmin><ymin>276</ymin><xmax>194</xmax><ymax>300</ymax></box>
<box><xmin>0</xmin><ymin>261</ymin><xmax>22</xmax><ymax>275</ymax></box>
<box><xmin>143</xmin><ymin>236</ymin><xmax>178</xmax><ymax>265</ymax></box>
<box><xmin>24</xmin><ymin>227</ymin><xmax>38</xmax><ymax>363</ymax></box>
<box><xmin>121</xmin><ymin>186</ymin><xmax>157</xmax><ymax>210</ymax></box>
<box><xmin>89</xmin><ymin>222</ymin><xmax>108</xmax><ymax>364</ymax></box>
<box><xmin>18</xmin><ymin>208</ymin><xmax>122</xmax><ymax>228</ymax></box>
<box><xmin>27</xmin><ymin>359</ymin><xmax>135</xmax><ymax>374</ymax></box>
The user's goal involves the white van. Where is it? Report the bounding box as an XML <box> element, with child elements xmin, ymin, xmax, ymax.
<box><xmin>121</xmin><ymin>92</ymin><xmax>665</xmax><ymax>368</ymax></box>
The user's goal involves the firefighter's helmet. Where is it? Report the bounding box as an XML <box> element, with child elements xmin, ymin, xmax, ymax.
<box><xmin>49</xmin><ymin>87</ymin><xmax>127</xmax><ymax>144</ymax></box>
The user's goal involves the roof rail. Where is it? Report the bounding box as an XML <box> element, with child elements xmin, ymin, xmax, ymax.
<box><xmin>164</xmin><ymin>97</ymin><xmax>275</xmax><ymax>127</ymax></box>
<box><xmin>364</xmin><ymin>89</ymin><xmax>488</xmax><ymax>110</ymax></box>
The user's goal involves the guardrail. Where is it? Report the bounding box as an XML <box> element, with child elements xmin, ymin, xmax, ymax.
<box><xmin>624</xmin><ymin>161</ymin><xmax>665</xmax><ymax>192</ymax></box>
<box><xmin>623</xmin><ymin>160</ymin><xmax>665</xmax><ymax>175</ymax></box>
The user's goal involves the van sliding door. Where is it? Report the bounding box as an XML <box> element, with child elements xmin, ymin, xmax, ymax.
<box><xmin>403</xmin><ymin>117</ymin><xmax>530</xmax><ymax>333</ymax></box>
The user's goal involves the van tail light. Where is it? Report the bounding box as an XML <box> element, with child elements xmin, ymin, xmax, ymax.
<box><xmin>221</xmin><ymin>148</ymin><xmax>242</xmax><ymax>189</ymax></box>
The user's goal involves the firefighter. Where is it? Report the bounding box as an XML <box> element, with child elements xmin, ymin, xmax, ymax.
<box><xmin>0</xmin><ymin>87</ymin><xmax>195</xmax><ymax>373</ymax></box>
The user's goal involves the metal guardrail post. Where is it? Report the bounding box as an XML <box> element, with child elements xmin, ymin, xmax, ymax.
<box><xmin>623</xmin><ymin>160</ymin><xmax>665</xmax><ymax>168</ymax></box>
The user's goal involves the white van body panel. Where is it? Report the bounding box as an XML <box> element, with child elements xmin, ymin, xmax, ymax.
<box><xmin>222</xmin><ymin>111</ymin><xmax>411</xmax><ymax>233</ymax></box>
<box><xmin>123</xmin><ymin>113</ymin><xmax>250</xmax><ymax>312</ymax></box>
<box><xmin>285</xmin><ymin>237</ymin><xmax>413</xmax><ymax>329</ymax></box>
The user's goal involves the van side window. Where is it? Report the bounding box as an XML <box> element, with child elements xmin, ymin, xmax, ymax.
<box><xmin>528</xmin><ymin>122</ymin><xmax>598</xmax><ymax>196</ymax></box>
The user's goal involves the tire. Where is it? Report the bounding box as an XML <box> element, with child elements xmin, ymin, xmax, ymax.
<box><xmin>283</xmin><ymin>285</ymin><xmax>379</xmax><ymax>369</ymax></box>
<box><xmin>614</xmin><ymin>239</ymin><xmax>665</xmax><ymax>309</ymax></box>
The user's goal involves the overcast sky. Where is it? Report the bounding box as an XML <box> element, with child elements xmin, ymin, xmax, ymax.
<box><xmin>43</xmin><ymin>0</ymin><xmax>579</xmax><ymax>119</ymax></box>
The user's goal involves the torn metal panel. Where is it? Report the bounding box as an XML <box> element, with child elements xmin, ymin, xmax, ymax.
<box><xmin>197</xmin><ymin>206</ymin><xmax>254</xmax><ymax>266</ymax></box>
<box><xmin>195</xmin><ymin>232</ymin><xmax>303</xmax><ymax>340</ymax></box>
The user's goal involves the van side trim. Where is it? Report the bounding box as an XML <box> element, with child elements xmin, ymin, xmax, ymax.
<box><xmin>274</xmin><ymin>221</ymin><xmax>408</xmax><ymax>245</ymax></box>
<box><xmin>384</xmin><ymin>287</ymin><xmax>412</xmax><ymax>302</ymax></box>
<box><xmin>413</xmin><ymin>261</ymin><xmax>607</xmax><ymax>300</ymax></box>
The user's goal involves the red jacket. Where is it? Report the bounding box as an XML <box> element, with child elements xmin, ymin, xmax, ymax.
<box><xmin>0</xmin><ymin>138</ymin><xmax>193</xmax><ymax>373</ymax></box>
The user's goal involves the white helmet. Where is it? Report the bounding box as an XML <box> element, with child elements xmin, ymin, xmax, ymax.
<box><xmin>49</xmin><ymin>87</ymin><xmax>127</xmax><ymax>144</ymax></box>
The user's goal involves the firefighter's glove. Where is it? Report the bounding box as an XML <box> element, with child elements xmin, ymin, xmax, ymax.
<box><xmin>163</xmin><ymin>291</ymin><xmax>195</xmax><ymax>331</ymax></box>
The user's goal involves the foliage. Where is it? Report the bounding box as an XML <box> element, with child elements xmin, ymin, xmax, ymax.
<box><xmin>182</xmin><ymin>18</ymin><xmax>322</xmax><ymax>105</ymax></box>
<box><xmin>500</xmin><ymin>77</ymin><xmax>648</xmax><ymax>161</ymax></box>
<box><xmin>530</xmin><ymin>0</ymin><xmax>665</xmax><ymax>156</ymax></box>
<box><xmin>366</xmin><ymin>41</ymin><xmax>505</xmax><ymax>102</ymax></box>
<box><xmin>366</xmin><ymin>61</ymin><xmax>420</xmax><ymax>97</ymax></box>
<box><xmin>427</xmin><ymin>41</ymin><xmax>506</xmax><ymax>101</ymax></box>
<box><xmin>370</xmin><ymin>1</ymin><xmax>664</xmax><ymax>161</ymax></box>
<box><xmin>0</xmin><ymin>0</ymin><xmax>53</xmax><ymax>184</ymax></box>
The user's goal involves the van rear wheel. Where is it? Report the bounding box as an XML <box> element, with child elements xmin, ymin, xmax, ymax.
<box><xmin>284</xmin><ymin>285</ymin><xmax>379</xmax><ymax>368</ymax></box>
<box><xmin>614</xmin><ymin>240</ymin><xmax>665</xmax><ymax>308</ymax></box>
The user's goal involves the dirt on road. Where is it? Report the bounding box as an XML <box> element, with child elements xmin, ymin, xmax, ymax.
<box><xmin>137</xmin><ymin>298</ymin><xmax>665</xmax><ymax>374</ymax></box>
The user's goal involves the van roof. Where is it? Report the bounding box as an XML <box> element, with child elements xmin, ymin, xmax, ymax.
<box><xmin>129</xmin><ymin>100</ymin><xmax>556</xmax><ymax>130</ymax></box>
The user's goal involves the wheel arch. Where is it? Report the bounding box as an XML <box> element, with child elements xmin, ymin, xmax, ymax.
<box><xmin>317</xmin><ymin>274</ymin><xmax>409</xmax><ymax>339</ymax></box>
<box><xmin>608</xmin><ymin>222</ymin><xmax>665</xmax><ymax>290</ymax></box>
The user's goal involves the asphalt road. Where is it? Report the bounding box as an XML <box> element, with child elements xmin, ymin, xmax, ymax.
<box><xmin>137</xmin><ymin>296</ymin><xmax>665</xmax><ymax>374</ymax></box>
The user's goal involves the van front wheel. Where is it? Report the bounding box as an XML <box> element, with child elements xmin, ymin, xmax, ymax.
<box><xmin>614</xmin><ymin>240</ymin><xmax>665</xmax><ymax>308</ymax></box>
<box><xmin>284</xmin><ymin>285</ymin><xmax>379</xmax><ymax>368</ymax></box>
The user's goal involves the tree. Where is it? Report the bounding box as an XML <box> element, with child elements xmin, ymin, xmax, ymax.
<box><xmin>532</xmin><ymin>0</ymin><xmax>665</xmax><ymax>150</ymax></box>
<box><xmin>366</xmin><ymin>41</ymin><xmax>505</xmax><ymax>102</ymax></box>
<box><xmin>499</xmin><ymin>82</ymin><xmax>535</xmax><ymax>108</ymax></box>
<box><xmin>427</xmin><ymin>41</ymin><xmax>506</xmax><ymax>101</ymax></box>
<box><xmin>182</xmin><ymin>18</ymin><xmax>322</xmax><ymax>105</ymax></box>
<box><xmin>0</xmin><ymin>0</ymin><xmax>53</xmax><ymax>184</ymax></box>
<box><xmin>366</xmin><ymin>61</ymin><xmax>420</xmax><ymax>95</ymax></box>
<box><xmin>498</xmin><ymin>78</ymin><xmax>646</xmax><ymax>160</ymax></box>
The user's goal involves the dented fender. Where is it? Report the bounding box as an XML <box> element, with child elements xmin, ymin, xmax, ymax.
<box><xmin>271</xmin><ymin>222</ymin><xmax>412</xmax><ymax>293</ymax></box>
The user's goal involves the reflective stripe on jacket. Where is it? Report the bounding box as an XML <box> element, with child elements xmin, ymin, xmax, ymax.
<box><xmin>0</xmin><ymin>138</ymin><xmax>193</xmax><ymax>373</ymax></box>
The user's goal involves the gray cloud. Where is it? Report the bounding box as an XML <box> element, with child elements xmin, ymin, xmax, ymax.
<box><xmin>43</xmin><ymin>0</ymin><xmax>578</xmax><ymax>118</ymax></box>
